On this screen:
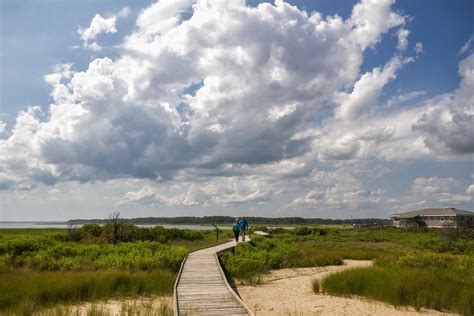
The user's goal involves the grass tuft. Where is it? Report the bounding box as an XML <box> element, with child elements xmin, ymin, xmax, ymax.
<box><xmin>311</xmin><ymin>279</ymin><xmax>320</xmax><ymax>293</ymax></box>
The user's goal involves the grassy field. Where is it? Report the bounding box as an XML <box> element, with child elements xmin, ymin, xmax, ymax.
<box><xmin>220</xmin><ymin>225</ymin><xmax>474</xmax><ymax>315</ymax></box>
<box><xmin>3</xmin><ymin>225</ymin><xmax>473</xmax><ymax>315</ymax></box>
<box><xmin>0</xmin><ymin>226</ymin><xmax>230</xmax><ymax>314</ymax></box>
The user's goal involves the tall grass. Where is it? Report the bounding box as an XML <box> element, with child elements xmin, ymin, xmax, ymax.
<box><xmin>220</xmin><ymin>237</ymin><xmax>352</xmax><ymax>283</ymax></box>
<box><xmin>219</xmin><ymin>226</ymin><xmax>473</xmax><ymax>315</ymax></box>
<box><xmin>0</xmin><ymin>270</ymin><xmax>175</xmax><ymax>314</ymax></box>
<box><xmin>0</xmin><ymin>226</ymin><xmax>225</xmax><ymax>314</ymax></box>
<box><xmin>322</xmin><ymin>266</ymin><xmax>474</xmax><ymax>315</ymax></box>
<box><xmin>219</xmin><ymin>235</ymin><xmax>402</xmax><ymax>284</ymax></box>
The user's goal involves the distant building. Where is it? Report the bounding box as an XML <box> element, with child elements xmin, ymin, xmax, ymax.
<box><xmin>391</xmin><ymin>208</ymin><xmax>474</xmax><ymax>228</ymax></box>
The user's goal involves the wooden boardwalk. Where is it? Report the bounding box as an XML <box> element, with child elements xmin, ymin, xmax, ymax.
<box><xmin>174</xmin><ymin>239</ymin><xmax>253</xmax><ymax>315</ymax></box>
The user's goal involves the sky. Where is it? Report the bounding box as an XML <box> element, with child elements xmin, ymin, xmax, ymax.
<box><xmin>0</xmin><ymin>0</ymin><xmax>473</xmax><ymax>221</ymax></box>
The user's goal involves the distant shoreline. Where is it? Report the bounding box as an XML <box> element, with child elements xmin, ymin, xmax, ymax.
<box><xmin>66</xmin><ymin>216</ymin><xmax>388</xmax><ymax>226</ymax></box>
<box><xmin>0</xmin><ymin>216</ymin><xmax>389</xmax><ymax>228</ymax></box>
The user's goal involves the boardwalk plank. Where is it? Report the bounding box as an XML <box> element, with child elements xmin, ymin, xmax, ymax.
<box><xmin>175</xmin><ymin>238</ymin><xmax>252</xmax><ymax>315</ymax></box>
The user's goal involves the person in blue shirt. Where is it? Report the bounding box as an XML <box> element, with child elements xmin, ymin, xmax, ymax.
<box><xmin>232</xmin><ymin>219</ymin><xmax>241</xmax><ymax>242</ymax></box>
<box><xmin>239</xmin><ymin>216</ymin><xmax>248</xmax><ymax>241</ymax></box>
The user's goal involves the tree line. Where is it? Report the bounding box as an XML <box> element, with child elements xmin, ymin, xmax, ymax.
<box><xmin>68</xmin><ymin>216</ymin><xmax>389</xmax><ymax>226</ymax></box>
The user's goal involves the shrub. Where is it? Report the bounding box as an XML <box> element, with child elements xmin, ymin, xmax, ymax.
<box><xmin>294</xmin><ymin>226</ymin><xmax>313</xmax><ymax>236</ymax></box>
<box><xmin>82</xmin><ymin>224</ymin><xmax>103</xmax><ymax>238</ymax></box>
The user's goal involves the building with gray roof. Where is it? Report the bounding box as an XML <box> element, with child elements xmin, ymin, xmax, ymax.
<box><xmin>391</xmin><ymin>208</ymin><xmax>474</xmax><ymax>228</ymax></box>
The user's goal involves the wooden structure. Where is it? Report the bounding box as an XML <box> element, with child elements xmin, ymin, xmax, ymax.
<box><xmin>174</xmin><ymin>239</ymin><xmax>253</xmax><ymax>315</ymax></box>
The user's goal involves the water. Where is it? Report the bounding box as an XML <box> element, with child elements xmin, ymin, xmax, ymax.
<box><xmin>0</xmin><ymin>222</ymin><xmax>231</xmax><ymax>230</ymax></box>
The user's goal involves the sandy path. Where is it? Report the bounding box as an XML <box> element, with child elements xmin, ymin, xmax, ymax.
<box><xmin>237</xmin><ymin>260</ymin><xmax>456</xmax><ymax>316</ymax></box>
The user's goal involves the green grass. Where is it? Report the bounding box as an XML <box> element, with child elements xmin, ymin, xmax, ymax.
<box><xmin>0</xmin><ymin>228</ymin><xmax>68</xmax><ymax>236</ymax></box>
<box><xmin>0</xmin><ymin>232</ymin><xmax>226</xmax><ymax>273</ymax></box>
<box><xmin>220</xmin><ymin>225</ymin><xmax>474</xmax><ymax>314</ymax></box>
<box><xmin>219</xmin><ymin>236</ymin><xmax>347</xmax><ymax>283</ymax></box>
<box><xmin>219</xmin><ymin>235</ymin><xmax>400</xmax><ymax>284</ymax></box>
<box><xmin>0</xmin><ymin>270</ymin><xmax>175</xmax><ymax>314</ymax></box>
<box><xmin>0</xmin><ymin>226</ymin><xmax>230</xmax><ymax>314</ymax></box>
<box><xmin>322</xmin><ymin>266</ymin><xmax>474</xmax><ymax>316</ymax></box>
<box><xmin>0</xmin><ymin>239</ymin><xmax>188</xmax><ymax>272</ymax></box>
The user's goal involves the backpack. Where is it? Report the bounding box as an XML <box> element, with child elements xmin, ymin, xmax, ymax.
<box><xmin>233</xmin><ymin>223</ymin><xmax>240</xmax><ymax>232</ymax></box>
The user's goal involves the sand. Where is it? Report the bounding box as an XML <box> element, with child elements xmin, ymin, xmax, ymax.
<box><xmin>236</xmin><ymin>260</ymin><xmax>456</xmax><ymax>316</ymax></box>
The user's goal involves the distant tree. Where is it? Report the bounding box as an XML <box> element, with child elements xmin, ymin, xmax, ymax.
<box><xmin>106</xmin><ymin>211</ymin><xmax>122</xmax><ymax>244</ymax></box>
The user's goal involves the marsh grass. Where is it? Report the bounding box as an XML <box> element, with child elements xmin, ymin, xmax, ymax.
<box><xmin>0</xmin><ymin>270</ymin><xmax>175</xmax><ymax>314</ymax></box>
<box><xmin>322</xmin><ymin>266</ymin><xmax>474</xmax><ymax>315</ymax></box>
<box><xmin>0</xmin><ymin>226</ymin><xmax>227</xmax><ymax>314</ymax></box>
<box><xmin>218</xmin><ymin>235</ymin><xmax>399</xmax><ymax>284</ymax></box>
<box><xmin>220</xmin><ymin>226</ymin><xmax>473</xmax><ymax>315</ymax></box>
<box><xmin>34</xmin><ymin>297</ymin><xmax>173</xmax><ymax>316</ymax></box>
<box><xmin>219</xmin><ymin>237</ymin><xmax>349</xmax><ymax>283</ymax></box>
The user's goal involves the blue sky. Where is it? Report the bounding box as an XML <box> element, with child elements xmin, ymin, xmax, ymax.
<box><xmin>0</xmin><ymin>0</ymin><xmax>473</xmax><ymax>220</ymax></box>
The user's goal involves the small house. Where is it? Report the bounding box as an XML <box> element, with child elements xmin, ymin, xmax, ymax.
<box><xmin>391</xmin><ymin>208</ymin><xmax>474</xmax><ymax>228</ymax></box>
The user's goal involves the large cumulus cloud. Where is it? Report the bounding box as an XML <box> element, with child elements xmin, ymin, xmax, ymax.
<box><xmin>0</xmin><ymin>0</ymin><xmax>472</xmax><ymax>211</ymax></box>
<box><xmin>0</xmin><ymin>0</ymin><xmax>405</xmax><ymax>184</ymax></box>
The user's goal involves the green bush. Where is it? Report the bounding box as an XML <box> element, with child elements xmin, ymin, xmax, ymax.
<box><xmin>82</xmin><ymin>224</ymin><xmax>103</xmax><ymax>238</ymax></box>
<box><xmin>0</xmin><ymin>232</ymin><xmax>209</xmax><ymax>272</ymax></box>
<box><xmin>293</xmin><ymin>226</ymin><xmax>328</xmax><ymax>236</ymax></box>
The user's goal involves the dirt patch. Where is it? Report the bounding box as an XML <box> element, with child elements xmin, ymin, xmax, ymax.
<box><xmin>237</xmin><ymin>260</ymin><xmax>456</xmax><ymax>315</ymax></box>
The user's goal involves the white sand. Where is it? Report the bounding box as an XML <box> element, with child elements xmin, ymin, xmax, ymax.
<box><xmin>237</xmin><ymin>260</ymin><xmax>456</xmax><ymax>316</ymax></box>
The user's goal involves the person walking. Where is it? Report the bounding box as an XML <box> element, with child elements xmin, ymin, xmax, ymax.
<box><xmin>239</xmin><ymin>216</ymin><xmax>248</xmax><ymax>241</ymax></box>
<box><xmin>232</xmin><ymin>219</ymin><xmax>241</xmax><ymax>242</ymax></box>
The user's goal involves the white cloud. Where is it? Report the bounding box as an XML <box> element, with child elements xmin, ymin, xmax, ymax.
<box><xmin>118</xmin><ymin>177</ymin><xmax>274</xmax><ymax>206</ymax></box>
<box><xmin>117</xmin><ymin>7</ymin><xmax>131</xmax><ymax>19</ymax></box>
<box><xmin>289</xmin><ymin>182</ymin><xmax>384</xmax><ymax>209</ymax></box>
<box><xmin>0</xmin><ymin>120</ymin><xmax>5</xmax><ymax>134</ymax></box>
<box><xmin>384</xmin><ymin>90</ymin><xmax>426</xmax><ymax>107</ymax></box>
<box><xmin>78</xmin><ymin>7</ymin><xmax>131</xmax><ymax>52</ymax></box>
<box><xmin>287</xmin><ymin>166</ymin><xmax>386</xmax><ymax>210</ymax></box>
<box><xmin>397</xmin><ymin>28</ymin><xmax>409</xmax><ymax>51</ymax></box>
<box><xmin>411</xmin><ymin>177</ymin><xmax>461</xmax><ymax>195</ymax></box>
<box><xmin>411</xmin><ymin>177</ymin><xmax>471</xmax><ymax>205</ymax></box>
<box><xmin>413</xmin><ymin>53</ymin><xmax>474</xmax><ymax>156</ymax></box>
<box><xmin>335</xmin><ymin>55</ymin><xmax>410</xmax><ymax>121</ymax></box>
<box><xmin>414</xmin><ymin>42</ymin><xmax>423</xmax><ymax>54</ymax></box>
<box><xmin>459</xmin><ymin>34</ymin><xmax>473</xmax><ymax>55</ymax></box>
<box><xmin>466</xmin><ymin>184</ymin><xmax>474</xmax><ymax>194</ymax></box>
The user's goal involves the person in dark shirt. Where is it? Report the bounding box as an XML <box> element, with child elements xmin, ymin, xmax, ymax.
<box><xmin>232</xmin><ymin>219</ymin><xmax>241</xmax><ymax>242</ymax></box>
